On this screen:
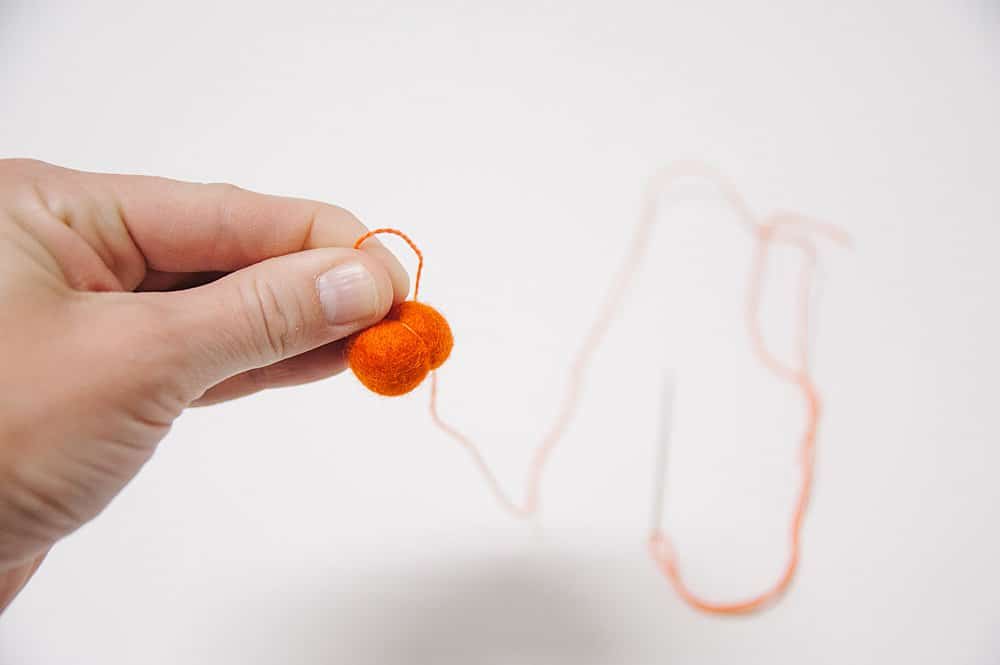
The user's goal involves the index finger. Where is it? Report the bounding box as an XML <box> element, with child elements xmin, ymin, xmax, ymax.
<box><xmin>88</xmin><ymin>169</ymin><xmax>411</xmax><ymax>299</ymax></box>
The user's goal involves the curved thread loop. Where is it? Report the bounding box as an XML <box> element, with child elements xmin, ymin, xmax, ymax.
<box><xmin>354</xmin><ymin>228</ymin><xmax>425</xmax><ymax>301</ymax></box>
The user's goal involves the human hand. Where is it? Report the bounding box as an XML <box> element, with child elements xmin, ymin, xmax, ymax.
<box><xmin>0</xmin><ymin>159</ymin><xmax>409</xmax><ymax>610</ymax></box>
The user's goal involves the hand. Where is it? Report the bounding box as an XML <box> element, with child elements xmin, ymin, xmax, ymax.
<box><xmin>0</xmin><ymin>159</ymin><xmax>409</xmax><ymax>610</ymax></box>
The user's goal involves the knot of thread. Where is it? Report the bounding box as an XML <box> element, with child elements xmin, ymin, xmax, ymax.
<box><xmin>347</xmin><ymin>229</ymin><xmax>453</xmax><ymax>396</ymax></box>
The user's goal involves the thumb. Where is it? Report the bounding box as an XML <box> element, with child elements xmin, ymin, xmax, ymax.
<box><xmin>156</xmin><ymin>247</ymin><xmax>395</xmax><ymax>391</ymax></box>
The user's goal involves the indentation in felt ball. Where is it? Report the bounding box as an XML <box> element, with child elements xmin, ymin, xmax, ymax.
<box><xmin>391</xmin><ymin>301</ymin><xmax>453</xmax><ymax>369</ymax></box>
<box><xmin>346</xmin><ymin>302</ymin><xmax>453</xmax><ymax>396</ymax></box>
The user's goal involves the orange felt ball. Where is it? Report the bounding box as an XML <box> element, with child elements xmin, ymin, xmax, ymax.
<box><xmin>347</xmin><ymin>301</ymin><xmax>453</xmax><ymax>396</ymax></box>
<box><xmin>391</xmin><ymin>301</ymin><xmax>453</xmax><ymax>369</ymax></box>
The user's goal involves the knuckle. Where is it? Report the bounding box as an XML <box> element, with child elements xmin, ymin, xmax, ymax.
<box><xmin>209</xmin><ymin>182</ymin><xmax>243</xmax><ymax>196</ymax></box>
<box><xmin>0</xmin><ymin>452</ymin><xmax>89</xmax><ymax>559</ymax></box>
<box><xmin>321</xmin><ymin>203</ymin><xmax>367</xmax><ymax>239</ymax></box>
<box><xmin>329</xmin><ymin>204</ymin><xmax>362</xmax><ymax>227</ymax></box>
<box><xmin>240</xmin><ymin>277</ymin><xmax>300</xmax><ymax>361</ymax></box>
<box><xmin>209</xmin><ymin>182</ymin><xmax>245</xmax><ymax>225</ymax></box>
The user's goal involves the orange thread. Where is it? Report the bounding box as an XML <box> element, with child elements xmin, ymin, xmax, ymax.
<box><xmin>648</xmin><ymin>213</ymin><xmax>846</xmax><ymax>615</ymax></box>
<box><xmin>352</xmin><ymin>164</ymin><xmax>847</xmax><ymax>614</ymax></box>
<box><xmin>354</xmin><ymin>228</ymin><xmax>424</xmax><ymax>301</ymax></box>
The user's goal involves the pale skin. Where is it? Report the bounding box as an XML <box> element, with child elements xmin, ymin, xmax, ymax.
<box><xmin>0</xmin><ymin>159</ymin><xmax>411</xmax><ymax>611</ymax></box>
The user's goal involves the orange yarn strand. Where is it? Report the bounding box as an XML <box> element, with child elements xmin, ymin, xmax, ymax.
<box><xmin>355</xmin><ymin>164</ymin><xmax>847</xmax><ymax>614</ymax></box>
<box><xmin>647</xmin><ymin>214</ymin><xmax>846</xmax><ymax>615</ymax></box>
<box><xmin>353</xmin><ymin>228</ymin><xmax>424</xmax><ymax>301</ymax></box>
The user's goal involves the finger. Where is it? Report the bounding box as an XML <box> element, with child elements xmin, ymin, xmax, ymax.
<box><xmin>191</xmin><ymin>341</ymin><xmax>349</xmax><ymax>406</ymax></box>
<box><xmin>145</xmin><ymin>246</ymin><xmax>392</xmax><ymax>391</ymax></box>
<box><xmin>8</xmin><ymin>160</ymin><xmax>410</xmax><ymax>299</ymax></box>
<box><xmin>100</xmin><ymin>173</ymin><xmax>410</xmax><ymax>299</ymax></box>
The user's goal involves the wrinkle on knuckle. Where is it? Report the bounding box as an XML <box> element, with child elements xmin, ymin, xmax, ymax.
<box><xmin>0</xmin><ymin>458</ymin><xmax>87</xmax><ymax>547</ymax></box>
<box><xmin>211</xmin><ymin>182</ymin><xmax>253</xmax><ymax>264</ymax></box>
<box><xmin>302</xmin><ymin>205</ymin><xmax>321</xmax><ymax>248</ymax></box>
<box><xmin>212</xmin><ymin>183</ymin><xmax>243</xmax><ymax>222</ymax></box>
<box><xmin>241</xmin><ymin>277</ymin><xmax>296</xmax><ymax>361</ymax></box>
<box><xmin>209</xmin><ymin>181</ymin><xmax>242</xmax><ymax>226</ymax></box>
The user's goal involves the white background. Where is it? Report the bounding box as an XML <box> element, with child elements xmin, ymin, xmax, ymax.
<box><xmin>1</xmin><ymin>1</ymin><xmax>999</xmax><ymax>663</ymax></box>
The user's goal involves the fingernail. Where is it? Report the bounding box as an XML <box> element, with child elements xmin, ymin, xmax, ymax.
<box><xmin>317</xmin><ymin>261</ymin><xmax>379</xmax><ymax>325</ymax></box>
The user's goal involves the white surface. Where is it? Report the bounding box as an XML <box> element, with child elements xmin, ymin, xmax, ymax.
<box><xmin>2</xmin><ymin>1</ymin><xmax>999</xmax><ymax>663</ymax></box>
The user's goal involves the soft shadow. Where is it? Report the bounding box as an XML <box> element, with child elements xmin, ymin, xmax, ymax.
<box><xmin>217</xmin><ymin>547</ymin><xmax>681</xmax><ymax>664</ymax></box>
